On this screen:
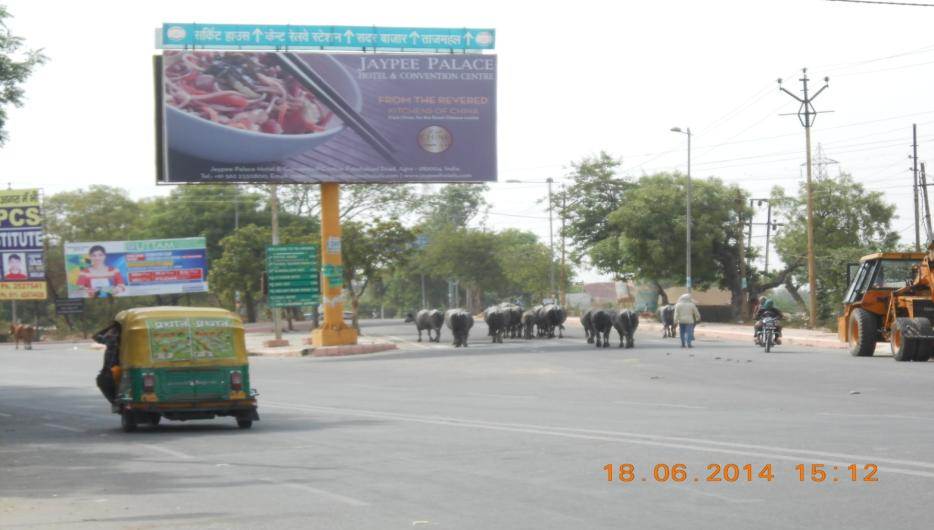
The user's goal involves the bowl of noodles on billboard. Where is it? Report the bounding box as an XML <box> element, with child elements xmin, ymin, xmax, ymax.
<box><xmin>164</xmin><ymin>51</ymin><xmax>361</xmax><ymax>163</ymax></box>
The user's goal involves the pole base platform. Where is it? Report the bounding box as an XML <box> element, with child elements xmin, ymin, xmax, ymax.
<box><xmin>310</xmin><ymin>327</ymin><xmax>358</xmax><ymax>347</ymax></box>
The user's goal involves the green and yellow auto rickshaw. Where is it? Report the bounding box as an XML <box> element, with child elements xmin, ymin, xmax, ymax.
<box><xmin>94</xmin><ymin>307</ymin><xmax>259</xmax><ymax>432</ymax></box>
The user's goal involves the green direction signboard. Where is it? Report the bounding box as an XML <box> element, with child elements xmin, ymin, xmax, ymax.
<box><xmin>266</xmin><ymin>244</ymin><xmax>320</xmax><ymax>308</ymax></box>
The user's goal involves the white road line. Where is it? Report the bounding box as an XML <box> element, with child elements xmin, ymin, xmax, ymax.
<box><xmin>263</xmin><ymin>401</ymin><xmax>934</xmax><ymax>478</ymax></box>
<box><xmin>138</xmin><ymin>444</ymin><xmax>195</xmax><ymax>460</ymax></box>
<box><xmin>0</xmin><ymin>412</ymin><xmax>12</xmax><ymax>417</ymax></box>
<box><xmin>668</xmin><ymin>483</ymin><xmax>764</xmax><ymax>504</ymax></box>
<box><xmin>257</xmin><ymin>478</ymin><xmax>368</xmax><ymax>506</ymax></box>
<box><xmin>612</xmin><ymin>400</ymin><xmax>707</xmax><ymax>410</ymax></box>
<box><xmin>819</xmin><ymin>412</ymin><xmax>934</xmax><ymax>421</ymax></box>
<box><xmin>42</xmin><ymin>423</ymin><xmax>83</xmax><ymax>433</ymax></box>
<box><xmin>467</xmin><ymin>393</ymin><xmax>537</xmax><ymax>399</ymax></box>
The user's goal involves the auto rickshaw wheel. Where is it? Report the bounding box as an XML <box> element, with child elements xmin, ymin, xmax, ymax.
<box><xmin>121</xmin><ymin>410</ymin><xmax>138</xmax><ymax>433</ymax></box>
<box><xmin>236</xmin><ymin>418</ymin><xmax>253</xmax><ymax>429</ymax></box>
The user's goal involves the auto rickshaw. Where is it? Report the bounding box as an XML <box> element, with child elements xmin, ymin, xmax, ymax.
<box><xmin>95</xmin><ymin>306</ymin><xmax>259</xmax><ymax>432</ymax></box>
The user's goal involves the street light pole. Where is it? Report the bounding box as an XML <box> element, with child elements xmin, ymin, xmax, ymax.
<box><xmin>671</xmin><ymin>127</ymin><xmax>692</xmax><ymax>293</ymax></box>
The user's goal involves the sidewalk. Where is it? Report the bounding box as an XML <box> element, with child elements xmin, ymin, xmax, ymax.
<box><xmin>565</xmin><ymin>317</ymin><xmax>847</xmax><ymax>350</ymax></box>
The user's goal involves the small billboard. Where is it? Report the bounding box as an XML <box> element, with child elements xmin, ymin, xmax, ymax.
<box><xmin>64</xmin><ymin>237</ymin><xmax>208</xmax><ymax>299</ymax></box>
<box><xmin>0</xmin><ymin>188</ymin><xmax>46</xmax><ymax>300</ymax></box>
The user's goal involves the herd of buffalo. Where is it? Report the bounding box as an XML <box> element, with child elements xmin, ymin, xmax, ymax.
<box><xmin>405</xmin><ymin>303</ymin><xmax>646</xmax><ymax>348</ymax></box>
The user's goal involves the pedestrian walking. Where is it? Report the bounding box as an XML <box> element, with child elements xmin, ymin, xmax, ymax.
<box><xmin>674</xmin><ymin>293</ymin><xmax>701</xmax><ymax>348</ymax></box>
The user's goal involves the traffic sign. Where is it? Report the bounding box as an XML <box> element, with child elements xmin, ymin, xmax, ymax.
<box><xmin>266</xmin><ymin>244</ymin><xmax>320</xmax><ymax>308</ymax></box>
<box><xmin>161</xmin><ymin>23</ymin><xmax>495</xmax><ymax>51</ymax></box>
<box><xmin>55</xmin><ymin>298</ymin><xmax>85</xmax><ymax>315</ymax></box>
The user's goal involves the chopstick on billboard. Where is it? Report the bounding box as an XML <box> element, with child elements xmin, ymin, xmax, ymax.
<box><xmin>274</xmin><ymin>53</ymin><xmax>399</xmax><ymax>165</ymax></box>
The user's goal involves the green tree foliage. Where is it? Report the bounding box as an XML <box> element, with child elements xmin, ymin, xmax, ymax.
<box><xmin>0</xmin><ymin>5</ymin><xmax>46</xmax><ymax>145</ymax></box>
<box><xmin>208</xmin><ymin>225</ymin><xmax>271</xmax><ymax>323</ymax></box>
<box><xmin>44</xmin><ymin>186</ymin><xmax>147</xmax><ymax>244</ymax></box>
<box><xmin>555</xmin><ymin>151</ymin><xmax>632</xmax><ymax>264</ymax></box>
<box><xmin>142</xmin><ymin>186</ymin><xmax>267</xmax><ymax>263</ymax></box>
<box><xmin>341</xmin><ymin>219</ymin><xmax>414</xmax><ymax>329</ymax></box>
<box><xmin>772</xmin><ymin>173</ymin><xmax>899</xmax><ymax>322</ymax></box>
<box><xmin>607</xmin><ymin>173</ymin><xmax>749</xmax><ymax>308</ymax></box>
<box><xmin>419</xmin><ymin>183</ymin><xmax>489</xmax><ymax>229</ymax></box>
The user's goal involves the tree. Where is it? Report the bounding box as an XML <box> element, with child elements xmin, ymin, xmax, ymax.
<box><xmin>142</xmin><ymin>185</ymin><xmax>266</xmax><ymax>263</ymax></box>
<box><xmin>772</xmin><ymin>173</ymin><xmax>899</xmax><ymax>323</ymax></box>
<box><xmin>44</xmin><ymin>186</ymin><xmax>147</xmax><ymax>243</ymax></box>
<box><xmin>341</xmin><ymin>219</ymin><xmax>414</xmax><ymax>330</ymax></box>
<box><xmin>208</xmin><ymin>225</ymin><xmax>271</xmax><ymax>322</ymax></box>
<box><xmin>601</xmin><ymin>173</ymin><xmax>749</xmax><ymax>312</ymax></box>
<box><xmin>554</xmin><ymin>151</ymin><xmax>632</xmax><ymax>265</ymax></box>
<box><xmin>419</xmin><ymin>183</ymin><xmax>489</xmax><ymax>229</ymax></box>
<box><xmin>419</xmin><ymin>228</ymin><xmax>506</xmax><ymax>312</ymax></box>
<box><xmin>0</xmin><ymin>5</ymin><xmax>46</xmax><ymax>145</ymax></box>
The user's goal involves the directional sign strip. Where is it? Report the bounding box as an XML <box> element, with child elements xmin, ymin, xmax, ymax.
<box><xmin>161</xmin><ymin>23</ymin><xmax>495</xmax><ymax>51</ymax></box>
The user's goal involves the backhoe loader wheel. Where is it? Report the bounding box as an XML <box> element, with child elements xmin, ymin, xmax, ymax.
<box><xmin>910</xmin><ymin>317</ymin><xmax>933</xmax><ymax>362</ymax></box>
<box><xmin>848</xmin><ymin>309</ymin><xmax>877</xmax><ymax>357</ymax></box>
<box><xmin>891</xmin><ymin>318</ymin><xmax>919</xmax><ymax>362</ymax></box>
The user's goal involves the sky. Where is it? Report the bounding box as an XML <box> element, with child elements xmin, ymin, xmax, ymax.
<box><xmin>1</xmin><ymin>0</ymin><xmax>933</xmax><ymax>283</ymax></box>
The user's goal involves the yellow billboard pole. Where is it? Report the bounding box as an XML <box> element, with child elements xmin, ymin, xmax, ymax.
<box><xmin>311</xmin><ymin>183</ymin><xmax>358</xmax><ymax>347</ymax></box>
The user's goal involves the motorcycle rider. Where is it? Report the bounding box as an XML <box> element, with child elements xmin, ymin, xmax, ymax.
<box><xmin>754</xmin><ymin>298</ymin><xmax>784</xmax><ymax>345</ymax></box>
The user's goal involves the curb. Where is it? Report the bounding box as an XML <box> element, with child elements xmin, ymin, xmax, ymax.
<box><xmin>248</xmin><ymin>342</ymin><xmax>398</xmax><ymax>358</ymax></box>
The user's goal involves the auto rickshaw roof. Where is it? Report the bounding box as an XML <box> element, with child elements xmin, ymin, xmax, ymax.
<box><xmin>114</xmin><ymin>306</ymin><xmax>242</xmax><ymax>329</ymax></box>
<box><xmin>859</xmin><ymin>252</ymin><xmax>926</xmax><ymax>262</ymax></box>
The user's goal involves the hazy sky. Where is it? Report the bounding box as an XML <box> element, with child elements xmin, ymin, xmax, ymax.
<box><xmin>1</xmin><ymin>0</ymin><xmax>932</xmax><ymax>282</ymax></box>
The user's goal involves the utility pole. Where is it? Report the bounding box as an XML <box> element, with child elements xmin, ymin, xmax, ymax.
<box><xmin>737</xmin><ymin>194</ymin><xmax>748</xmax><ymax>318</ymax></box>
<box><xmin>560</xmin><ymin>188</ymin><xmax>567</xmax><ymax>307</ymax></box>
<box><xmin>270</xmin><ymin>185</ymin><xmax>282</xmax><ymax>340</ymax></box>
<box><xmin>670</xmin><ymin>127</ymin><xmax>693</xmax><ymax>293</ymax></box>
<box><xmin>748</xmin><ymin>198</ymin><xmax>783</xmax><ymax>274</ymax></box>
<box><xmin>913</xmin><ymin>123</ymin><xmax>920</xmax><ymax>250</ymax></box>
<box><xmin>922</xmin><ymin>162</ymin><xmax>932</xmax><ymax>242</ymax></box>
<box><xmin>547</xmin><ymin>177</ymin><xmax>555</xmax><ymax>300</ymax></box>
<box><xmin>779</xmin><ymin>68</ymin><xmax>830</xmax><ymax>328</ymax></box>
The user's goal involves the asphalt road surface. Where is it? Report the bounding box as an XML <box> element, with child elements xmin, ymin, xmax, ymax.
<box><xmin>3</xmin><ymin>319</ymin><xmax>934</xmax><ymax>529</ymax></box>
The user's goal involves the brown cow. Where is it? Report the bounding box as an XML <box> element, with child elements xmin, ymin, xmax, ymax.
<box><xmin>10</xmin><ymin>324</ymin><xmax>35</xmax><ymax>350</ymax></box>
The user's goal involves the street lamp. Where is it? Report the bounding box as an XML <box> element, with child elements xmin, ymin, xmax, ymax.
<box><xmin>670</xmin><ymin>127</ymin><xmax>692</xmax><ymax>293</ymax></box>
<box><xmin>505</xmin><ymin>178</ymin><xmax>556</xmax><ymax>300</ymax></box>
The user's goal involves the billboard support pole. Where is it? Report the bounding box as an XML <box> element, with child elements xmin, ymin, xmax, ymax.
<box><xmin>311</xmin><ymin>183</ymin><xmax>357</xmax><ymax>347</ymax></box>
<box><xmin>11</xmin><ymin>300</ymin><xmax>16</xmax><ymax>325</ymax></box>
<box><xmin>270</xmin><ymin>186</ymin><xmax>282</xmax><ymax>340</ymax></box>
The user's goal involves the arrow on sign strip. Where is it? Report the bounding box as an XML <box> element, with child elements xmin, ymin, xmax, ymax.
<box><xmin>465</xmin><ymin>32</ymin><xmax>474</xmax><ymax>45</ymax></box>
<box><xmin>252</xmin><ymin>28</ymin><xmax>264</xmax><ymax>42</ymax></box>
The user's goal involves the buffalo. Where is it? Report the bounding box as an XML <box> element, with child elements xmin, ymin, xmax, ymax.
<box><xmin>581</xmin><ymin>309</ymin><xmax>594</xmax><ymax>343</ymax></box>
<box><xmin>444</xmin><ymin>309</ymin><xmax>474</xmax><ymax>347</ymax></box>
<box><xmin>404</xmin><ymin>309</ymin><xmax>444</xmax><ymax>342</ymax></box>
<box><xmin>521</xmin><ymin>309</ymin><xmax>537</xmax><ymax>339</ymax></box>
<box><xmin>590</xmin><ymin>309</ymin><xmax>614</xmax><ymax>348</ymax></box>
<box><xmin>612</xmin><ymin>309</ymin><xmax>639</xmax><ymax>348</ymax></box>
<box><xmin>658</xmin><ymin>304</ymin><xmax>676</xmax><ymax>338</ymax></box>
<box><xmin>484</xmin><ymin>305</ymin><xmax>507</xmax><ymax>343</ymax></box>
<box><xmin>498</xmin><ymin>303</ymin><xmax>524</xmax><ymax>339</ymax></box>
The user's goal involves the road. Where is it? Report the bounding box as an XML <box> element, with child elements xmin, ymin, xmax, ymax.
<box><xmin>2</xmin><ymin>319</ymin><xmax>934</xmax><ymax>529</ymax></box>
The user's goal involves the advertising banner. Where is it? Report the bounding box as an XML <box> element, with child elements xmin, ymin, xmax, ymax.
<box><xmin>160</xmin><ymin>51</ymin><xmax>496</xmax><ymax>184</ymax></box>
<box><xmin>0</xmin><ymin>188</ymin><xmax>46</xmax><ymax>300</ymax></box>
<box><xmin>147</xmin><ymin>317</ymin><xmax>237</xmax><ymax>362</ymax></box>
<box><xmin>64</xmin><ymin>237</ymin><xmax>208</xmax><ymax>299</ymax></box>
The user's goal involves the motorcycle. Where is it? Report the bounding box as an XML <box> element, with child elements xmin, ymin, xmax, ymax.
<box><xmin>756</xmin><ymin>316</ymin><xmax>780</xmax><ymax>352</ymax></box>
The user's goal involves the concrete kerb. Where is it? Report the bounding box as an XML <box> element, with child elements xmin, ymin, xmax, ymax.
<box><xmin>247</xmin><ymin>334</ymin><xmax>397</xmax><ymax>358</ymax></box>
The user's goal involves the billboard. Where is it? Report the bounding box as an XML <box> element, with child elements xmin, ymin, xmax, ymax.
<box><xmin>64</xmin><ymin>237</ymin><xmax>208</xmax><ymax>299</ymax></box>
<box><xmin>159</xmin><ymin>51</ymin><xmax>496</xmax><ymax>184</ymax></box>
<box><xmin>0</xmin><ymin>188</ymin><xmax>46</xmax><ymax>300</ymax></box>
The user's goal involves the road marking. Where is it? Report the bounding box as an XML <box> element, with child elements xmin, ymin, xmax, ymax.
<box><xmin>612</xmin><ymin>400</ymin><xmax>707</xmax><ymax>410</ymax></box>
<box><xmin>467</xmin><ymin>393</ymin><xmax>536</xmax><ymax>399</ymax></box>
<box><xmin>0</xmin><ymin>412</ymin><xmax>12</xmax><ymax>417</ymax></box>
<box><xmin>257</xmin><ymin>478</ymin><xmax>368</xmax><ymax>506</ymax></box>
<box><xmin>819</xmin><ymin>412</ymin><xmax>934</xmax><ymax>422</ymax></box>
<box><xmin>263</xmin><ymin>401</ymin><xmax>934</xmax><ymax>478</ymax></box>
<box><xmin>42</xmin><ymin>423</ymin><xmax>83</xmax><ymax>433</ymax></box>
<box><xmin>138</xmin><ymin>444</ymin><xmax>194</xmax><ymax>460</ymax></box>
